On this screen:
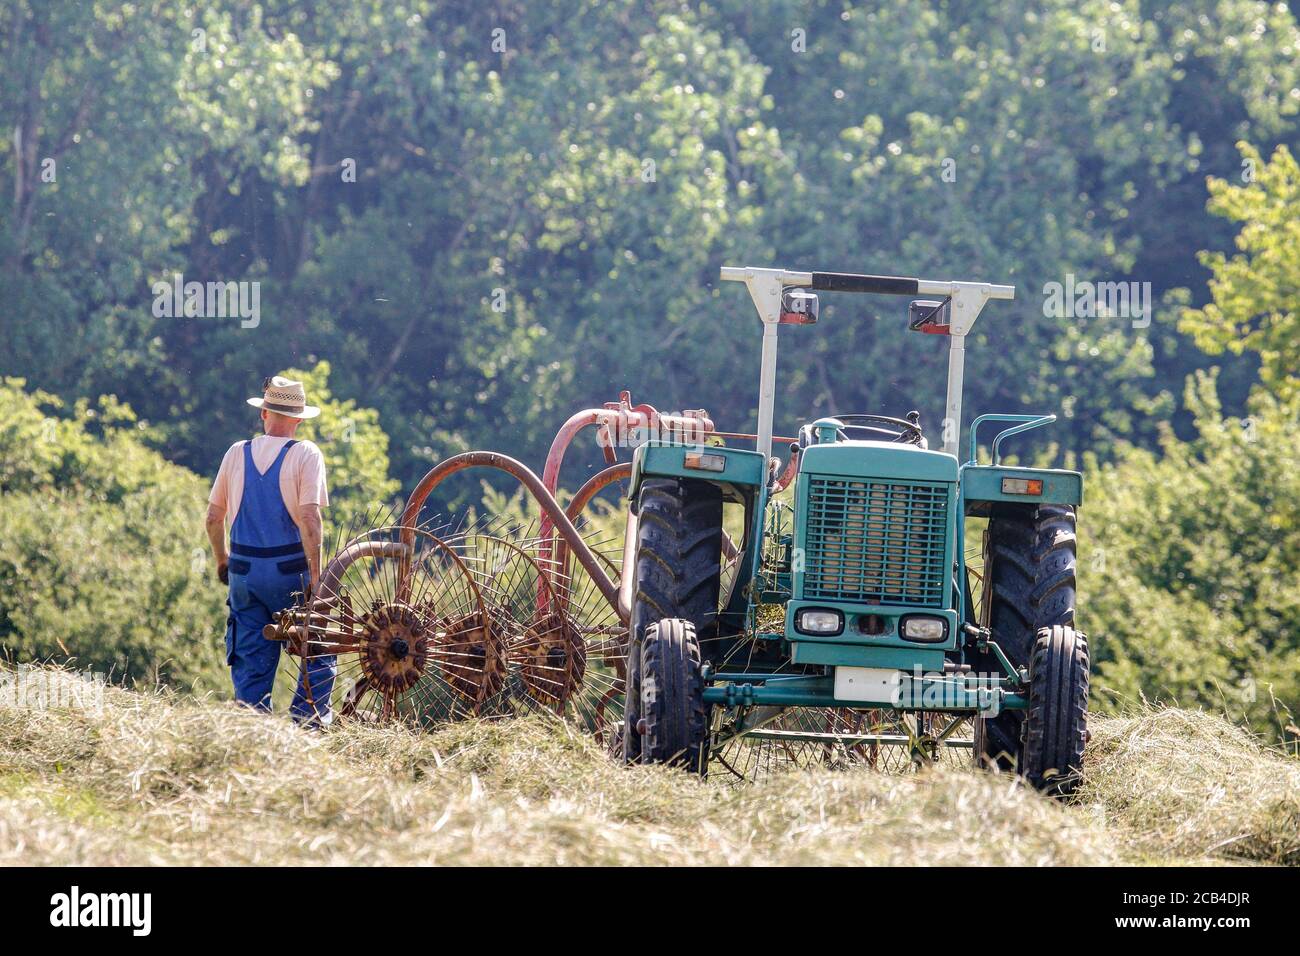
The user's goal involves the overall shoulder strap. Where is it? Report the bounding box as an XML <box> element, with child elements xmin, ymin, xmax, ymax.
<box><xmin>267</xmin><ymin>438</ymin><xmax>298</xmax><ymax>475</ymax></box>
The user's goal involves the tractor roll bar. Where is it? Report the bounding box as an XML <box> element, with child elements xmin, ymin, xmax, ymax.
<box><xmin>718</xmin><ymin>266</ymin><xmax>1014</xmax><ymax>302</ymax></box>
<box><xmin>720</xmin><ymin>265</ymin><xmax>1015</xmax><ymax>458</ymax></box>
<box><xmin>810</xmin><ymin>272</ymin><xmax>920</xmax><ymax>295</ymax></box>
<box><xmin>811</xmin><ymin>269</ymin><xmax>1015</xmax><ymax>301</ymax></box>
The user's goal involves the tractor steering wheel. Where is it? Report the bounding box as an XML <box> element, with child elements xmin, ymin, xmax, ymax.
<box><xmin>831</xmin><ymin>413</ymin><xmax>925</xmax><ymax>446</ymax></box>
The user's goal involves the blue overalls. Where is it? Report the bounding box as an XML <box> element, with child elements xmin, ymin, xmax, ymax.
<box><xmin>225</xmin><ymin>439</ymin><xmax>336</xmax><ymax>723</ymax></box>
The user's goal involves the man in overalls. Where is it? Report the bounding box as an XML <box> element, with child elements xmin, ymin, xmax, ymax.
<box><xmin>205</xmin><ymin>376</ymin><xmax>336</xmax><ymax>723</ymax></box>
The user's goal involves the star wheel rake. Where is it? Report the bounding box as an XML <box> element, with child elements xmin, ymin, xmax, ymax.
<box><xmin>445</xmin><ymin>516</ymin><xmax>628</xmax><ymax>744</ymax></box>
<box><xmin>545</xmin><ymin>510</ymin><xmax>629</xmax><ymax>748</ymax></box>
<box><xmin>268</xmin><ymin>519</ymin><xmax>506</xmax><ymax>726</ymax></box>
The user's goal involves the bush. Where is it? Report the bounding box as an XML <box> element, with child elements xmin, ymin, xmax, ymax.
<box><xmin>1080</xmin><ymin>372</ymin><xmax>1300</xmax><ymax>745</ymax></box>
<box><xmin>0</xmin><ymin>380</ymin><xmax>228</xmax><ymax>691</ymax></box>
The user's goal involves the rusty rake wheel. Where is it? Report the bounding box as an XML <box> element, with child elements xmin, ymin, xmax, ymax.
<box><xmin>557</xmin><ymin>510</ymin><xmax>628</xmax><ymax>745</ymax></box>
<box><xmin>271</xmin><ymin>525</ymin><xmax>506</xmax><ymax>726</ymax></box>
<box><xmin>448</xmin><ymin>517</ymin><xmax>628</xmax><ymax>743</ymax></box>
<box><xmin>530</xmin><ymin>506</ymin><xmax>629</xmax><ymax>749</ymax></box>
<box><xmin>448</xmin><ymin>529</ymin><xmax>585</xmax><ymax>715</ymax></box>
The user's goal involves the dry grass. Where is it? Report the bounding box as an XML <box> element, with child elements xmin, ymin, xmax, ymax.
<box><xmin>0</xmin><ymin>666</ymin><xmax>1295</xmax><ymax>866</ymax></box>
<box><xmin>1080</xmin><ymin>709</ymin><xmax>1300</xmax><ymax>865</ymax></box>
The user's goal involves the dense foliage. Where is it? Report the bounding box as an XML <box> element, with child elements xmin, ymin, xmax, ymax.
<box><xmin>1182</xmin><ymin>143</ymin><xmax>1300</xmax><ymax>404</ymax></box>
<box><xmin>4</xmin><ymin>0</ymin><xmax>1299</xmax><ymax>491</ymax></box>
<box><xmin>0</xmin><ymin>365</ymin><xmax>396</xmax><ymax>692</ymax></box>
<box><xmin>1082</xmin><ymin>374</ymin><xmax>1300</xmax><ymax>738</ymax></box>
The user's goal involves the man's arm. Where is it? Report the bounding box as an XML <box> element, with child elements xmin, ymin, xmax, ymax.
<box><xmin>205</xmin><ymin>503</ymin><xmax>229</xmax><ymax>584</ymax></box>
<box><xmin>299</xmin><ymin>503</ymin><xmax>323</xmax><ymax>594</ymax></box>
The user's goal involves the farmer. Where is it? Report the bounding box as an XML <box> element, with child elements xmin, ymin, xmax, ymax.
<box><xmin>205</xmin><ymin>375</ymin><xmax>336</xmax><ymax>723</ymax></box>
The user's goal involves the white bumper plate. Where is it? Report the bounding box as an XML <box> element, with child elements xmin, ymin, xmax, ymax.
<box><xmin>833</xmin><ymin>666</ymin><xmax>902</xmax><ymax>704</ymax></box>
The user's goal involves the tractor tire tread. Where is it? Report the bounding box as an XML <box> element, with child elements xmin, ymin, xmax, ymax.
<box><xmin>638</xmin><ymin>619</ymin><xmax>708</xmax><ymax>772</ymax></box>
<box><xmin>631</xmin><ymin>478</ymin><xmax>723</xmax><ymax>648</ymax></box>
<box><xmin>1021</xmin><ymin>625</ymin><xmax>1089</xmax><ymax>795</ymax></box>
<box><xmin>974</xmin><ymin>503</ymin><xmax>1078</xmax><ymax>772</ymax></box>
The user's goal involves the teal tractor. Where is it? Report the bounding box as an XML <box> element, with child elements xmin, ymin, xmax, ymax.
<box><xmin>620</xmin><ymin>265</ymin><xmax>1089</xmax><ymax>794</ymax></box>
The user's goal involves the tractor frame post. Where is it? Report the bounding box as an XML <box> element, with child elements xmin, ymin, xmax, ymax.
<box><xmin>722</xmin><ymin>268</ymin><xmax>1013</xmax><ymax>461</ymax></box>
<box><xmin>915</xmin><ymin>280</ymin><xmax>1016</xmax><ymax>458</ymax></box>
<box><xmin>720</xmin><ymin>267</ymin><xmax>813</xmax><ymax>462</ymax></box>
<box><xmin>757</xmin><ymin>320</ymin><xmax>779</xmax><ymax>464</ymax></box>
<box><xmin>943</xmin><ymin>333</ymin><xmax>967</xmax><ymax>457</ymax></box>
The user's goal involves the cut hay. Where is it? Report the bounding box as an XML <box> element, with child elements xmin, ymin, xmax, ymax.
<box><xmin>0</xmin><ymin>666</ymin><xmax>1294</xmax><ymax>866</ymax></box>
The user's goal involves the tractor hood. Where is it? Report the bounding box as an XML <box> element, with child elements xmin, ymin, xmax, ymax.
<box><xmin>799</xmin><ymin>440</ymin><xmax>958</xmax><ymax>483</ymax></box>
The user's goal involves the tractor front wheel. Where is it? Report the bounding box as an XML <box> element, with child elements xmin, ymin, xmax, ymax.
<box><xmin>627</xmin><ymin>618</ymin><xmax>709</xmax><ymax>773</ymax></box>
<box><xmin>1020</xmin><ymin>625</ymin><xmax>1090</xmax><ymax>796</ymax></box>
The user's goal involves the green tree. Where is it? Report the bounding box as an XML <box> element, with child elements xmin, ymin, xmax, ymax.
<box><xmin>1081</xmin><ymin>373</ymin><xmax>1300</xmax><ymax>742</ymax></box>
<box><xmin>8</xmin><ymin>0</ymin><xmax>1300</xmax><ymax>495</ymax></box>
<box><xmin>1181</xmin><ymin>143</ymin><xmax>1300</xmax><ymax>405</ymax></box>
<box><xmin>0</xmin><ymin>0</ymin><xmax>334</xmax><ymax>462</ymax></box>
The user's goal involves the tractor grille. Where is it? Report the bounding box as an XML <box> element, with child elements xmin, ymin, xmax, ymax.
<box><xmin>802</xmin><ymin>477</ymin><xmax>950</xmax><ymax>607</ymax></box>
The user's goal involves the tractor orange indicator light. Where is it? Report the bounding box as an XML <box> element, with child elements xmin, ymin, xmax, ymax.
<box><xmin>684</xmin><ymin>451</ymin><xmax>727</xmax><ymax>472</ymax></box>
<box><xmin>1001</xmin><ymin>477</ymin><xmax>1043</xmax><ymax>496</ymax></box>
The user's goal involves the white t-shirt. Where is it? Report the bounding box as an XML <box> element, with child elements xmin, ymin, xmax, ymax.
<box><xmin>208</xmin><ymin>436</ymin><xmax>329</xmax><ymax>531</ymax></box>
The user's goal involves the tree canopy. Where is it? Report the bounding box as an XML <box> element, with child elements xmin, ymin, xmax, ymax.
<box><xmin>1182</xmin><ymin>142</ymin><xmax>1300</xmax><ymax>405</ymax></box>
<box><xmin>4</xmin><ymin>0</ymin><xmax>1299</xmax><ymax>494</ymax></box>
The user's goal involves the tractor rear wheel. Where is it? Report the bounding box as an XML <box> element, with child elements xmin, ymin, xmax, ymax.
<box><xmin>630</xmin><ymin>618</ymin><xmax>708</xmax><ymax>772</ymax></box>
<box><xmin>631</xmin><ymin>477</ymin><xmax>724</xmax><ymax>659</ymax></box>
<box><xmin>623</xmin><ymin>478</ymin><xmax>722</xmax><ymax>771</ymax></box>
<box><xmin>1021</xmin><ymin>625</ymin><xmax>1089</xmax><ymax>795</ymax></box>
<box><xmin>973</xmin><ymin>503</ymin><xmax>1077</xmax><ymax>771</ymax></box>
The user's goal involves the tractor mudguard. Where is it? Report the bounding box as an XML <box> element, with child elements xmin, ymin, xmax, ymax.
<box><xmin>960</xmin><ymin>463</ymin><xmax>1083</xmax><ymax>516</ymax></box>
<box><xmin>629</xmin><ymin>441</ymin><xmax>767</xmax><ymax>506</ymax></box>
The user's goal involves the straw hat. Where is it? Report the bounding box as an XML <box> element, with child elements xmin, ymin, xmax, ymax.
<box><xmin>246</xmin><ymin>375</ymin><xmax>320</xmax><ymax>420</ymax></box>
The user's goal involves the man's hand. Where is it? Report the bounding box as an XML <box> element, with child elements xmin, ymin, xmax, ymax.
<box><xmin>206</xmin><ymin>502</ymin><xmax>229</xmax><ymax>587</ymax></box>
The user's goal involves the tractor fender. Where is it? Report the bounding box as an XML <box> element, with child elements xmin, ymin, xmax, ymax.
<box><xmin>960</xmin><ymin>463</ymin><xmax>1082</xmax><ymax>515</ymax></box>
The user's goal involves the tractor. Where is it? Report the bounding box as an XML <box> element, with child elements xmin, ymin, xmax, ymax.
<box><xmin>267</xmin><ymin>263</ymin><xmax>1088</xmax><ymax>795</ymax></box>
<box><xmin>618</xmin><ymin>266</ymin><xmax>1088</xmax><ymax>794</ymax></box>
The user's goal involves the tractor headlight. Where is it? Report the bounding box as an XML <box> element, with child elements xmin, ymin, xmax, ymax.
<box><xmin>795</xmin><ymin>608</ymin><xmax>844</xmax><ymax>636</ymax></box>
<box><xmin>900</xmin><ymin>615</ymin><xmax>948</xmax><ymax>643</ymax></box>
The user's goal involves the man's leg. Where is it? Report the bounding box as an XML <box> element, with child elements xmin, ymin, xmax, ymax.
<box><xmin>227</xmin><ymin>597</ymin><xmax>281</xmax><ymax>710</ymax></box>
<box><xmin>290</xmin><ymin>653</ymin><xmax>337</xmax><ymax>725</ymax></box>
<box><xmin>227</xmin><ymin>566</ymin><xmax>283</xmax><ymax>710</ymax></box>
<box><xmin>261</xmin><ymin>568</ymin><xmax>335</xmax><ymax>725</ymax></box>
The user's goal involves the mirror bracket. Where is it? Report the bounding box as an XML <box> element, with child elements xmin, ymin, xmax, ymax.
<box><xmin>909</xmin><ymin>298</ymin><xmax>951</xmax><ymax>334</ymax></box>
